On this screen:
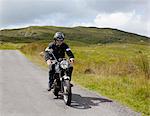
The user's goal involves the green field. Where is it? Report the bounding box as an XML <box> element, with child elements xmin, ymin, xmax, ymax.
<box><xmin>0</xmin><ymin>26</ymin><xmax>150</xmax><ymax>115</ymax></box>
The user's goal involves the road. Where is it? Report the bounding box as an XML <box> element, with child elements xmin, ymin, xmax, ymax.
<box><xmin>0</xmin><ymin>50</ymin><xmax>140</xmax><ymax>116</ymax></box>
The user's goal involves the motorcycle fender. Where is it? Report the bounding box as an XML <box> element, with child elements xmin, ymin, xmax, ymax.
<box><xmin>63</xmin><ymin>75</ymin><xmax>70</xmax><ymax>80</ymax></box>
<box><xmin>64</xmin><ymin>86</ymin><xmax>67</xmax><ymax>93</ymax></box>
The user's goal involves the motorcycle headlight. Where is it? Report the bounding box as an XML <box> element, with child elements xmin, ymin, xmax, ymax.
<box><xmin>60</xmin><ymin>60</ymin><xmax>69</xmax><ymax>69</ymax></box>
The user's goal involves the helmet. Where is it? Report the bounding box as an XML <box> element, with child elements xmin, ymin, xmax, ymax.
<box><xmin>53</xmin><ymin>32</ymin><xmax>65</xmax><ymax>40</ymax></box>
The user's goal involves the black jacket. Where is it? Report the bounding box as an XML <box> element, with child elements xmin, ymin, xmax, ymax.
<box><xmin>45</xmin><ymin>42</ymin><xmax>74</xmax><ymax>61</ymax></box>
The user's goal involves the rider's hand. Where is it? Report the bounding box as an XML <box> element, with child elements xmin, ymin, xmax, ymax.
<box><xmin>39</xmin><ymin>51</ymin><xmax>44</xmax><ymax>57</ymax></box>
<box><xmin>46</xmin><ymin>59</ymin><xmax>52</xmax><ymax>65</ymax></box>
<box><xmin>69</xmin><ymin>58</ymin><xmax>74</xmax><ymax>64</ymax></box>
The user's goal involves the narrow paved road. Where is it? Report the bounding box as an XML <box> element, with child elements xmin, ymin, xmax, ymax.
<box><xmin>0</xmin><ymin>50</ymin><xmax>140</xmax><ymax>116</ymax></box>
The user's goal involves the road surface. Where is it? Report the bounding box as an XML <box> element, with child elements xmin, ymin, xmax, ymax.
<box><xmin>0</xmin><ymin>50</ymin><xmax>140</xmax><ymax>116</ymax></box>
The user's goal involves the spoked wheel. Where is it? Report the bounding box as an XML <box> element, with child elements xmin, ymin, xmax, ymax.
<box><xmin>63</xmin><ymin>80</ymin><xmax>72</xmax><ymax>106</ymax></box>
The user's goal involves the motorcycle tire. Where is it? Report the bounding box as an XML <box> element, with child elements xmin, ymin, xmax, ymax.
<box><xmin>63</xmin><ymin>79</ymin><xmax>72</xmax><ymax>106</ymax></box>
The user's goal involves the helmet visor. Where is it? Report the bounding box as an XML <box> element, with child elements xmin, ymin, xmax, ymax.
<box><xmin>56</xmin><ymin>37</ymin><xmax>64</xmax><ymax>41</ymax></box>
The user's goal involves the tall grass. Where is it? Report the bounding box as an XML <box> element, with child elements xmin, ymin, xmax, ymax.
<box><xmin>135</xmin><ymin>51</ymin><xmax>150</xmax><ymax>79</ymax></box>
<box><xmin>73</xmin><ymin>44</ymin><xmax>150</xmax><ymax>77</ymax></box>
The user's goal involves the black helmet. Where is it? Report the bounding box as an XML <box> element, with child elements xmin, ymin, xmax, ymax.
<box><xmin>53</xmin><ymin>32</ymin><xmax>65</xmax><ymax>40</ymax></box>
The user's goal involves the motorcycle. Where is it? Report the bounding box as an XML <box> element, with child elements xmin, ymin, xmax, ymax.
<box><xmin>46</xmin><ymin>48</ymin><xmax>72</xmax><ymax>106</ymax></box>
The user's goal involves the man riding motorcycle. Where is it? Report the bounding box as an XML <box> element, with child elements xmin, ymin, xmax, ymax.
<box><xmin>45</xmin><ymin>32</ymin><xmax>75</xmax><ymax>91</ymax></box>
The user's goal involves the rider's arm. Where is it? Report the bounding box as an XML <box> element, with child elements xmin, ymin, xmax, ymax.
<box><xmin>44</xmin><ymin>43</ymin><xmax>53</xmax><ymax>62</ymax></box>
<box><xmin>64</xmin><ymin>43</ymin><xmax>74</xmax><ymax>63</ymax></box>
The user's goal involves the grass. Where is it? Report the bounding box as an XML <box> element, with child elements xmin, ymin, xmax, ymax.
<box><xmin>73</xmin><ymin>73</ymin><xmax>150</xmax><ymax>116</ymax></box>
<box><xmin>19</xmin><ymin>42</ymin><xmax>150</xmax><ymax>116</ymax></box>
<box><xmin>72</xmin><ymin>44</ymin><xmax>150</xmax><ymax>76</ymax></box>
<box><xmin>0</xmin><ymin>42</ymin><xmax>26</xmax><ymax>49</ymax></box>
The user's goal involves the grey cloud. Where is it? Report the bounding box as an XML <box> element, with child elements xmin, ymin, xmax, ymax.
<box><xmin>1</xmin><ymin>0</ymin><xmax>97</xmax><ymax>27</ymax></box>
<box><xmin>0</xmin><ymin>0</ymin><xmax>149</xmax><ymax>37</ymax></box>
<box><xmin>85</xmin><ymin>0</ymin><xmax>148</xmax><ymax>12</ymax></box>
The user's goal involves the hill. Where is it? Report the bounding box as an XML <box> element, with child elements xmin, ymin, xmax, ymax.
<box><xmin>0</xmin><ymin>26</ymin><xmax>149</xmax><ymax>44</ymax></box>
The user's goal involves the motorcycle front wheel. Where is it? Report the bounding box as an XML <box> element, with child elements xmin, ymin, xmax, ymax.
<box><xmin>63</xmin><ymin>79</ymin><xmax>72</xmax><ymax>106</ymax></box>
<box><xmin>53</xmin><ymin>79</ymin><xmax>61</xmax><ymax>97</ymax></box>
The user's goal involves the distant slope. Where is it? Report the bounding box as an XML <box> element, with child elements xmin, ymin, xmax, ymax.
<box><xmin>0</xmin><ymin>26</ymin><xmax>150</xmax><ymax>44</ymax></box>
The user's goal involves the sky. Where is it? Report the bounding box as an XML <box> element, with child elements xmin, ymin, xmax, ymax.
<box><xmin>0</xmin><ymin>0</ymin><xmax>150</xmax><ymax>37</ymax></box>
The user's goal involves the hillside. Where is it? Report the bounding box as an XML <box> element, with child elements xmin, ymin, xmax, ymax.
<box><xmin>0</xmin><ymin>26</ymin><xmax>149</xmax><ymax>44</ymax></box>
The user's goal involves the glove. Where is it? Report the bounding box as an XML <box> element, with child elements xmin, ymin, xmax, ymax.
<box><xmin>45</xmin><ymin>47</ymin><xmax>53</xmax><ymax>52</ymax></box>
<box><xmin>46</xmin><ymin>59</ymin><xmax>52</xmax><ymax>65</ymax></box>
<box><xmin>70</xmin><ymin>58</ymin><xmax>74</xmax><ymax>64</ymax></box>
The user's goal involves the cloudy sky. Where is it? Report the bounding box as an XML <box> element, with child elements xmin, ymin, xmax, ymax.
<box><xmin>0</xmin><ymin>0</ymin><xmax>150</xmax><ymax>37</ymax></box>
